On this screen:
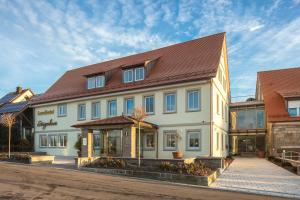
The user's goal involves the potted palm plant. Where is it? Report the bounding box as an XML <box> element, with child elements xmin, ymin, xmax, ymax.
<box><xmin>172</xmin><ymin>133</ymin><xmax>183</xmax><ymax>159</ymax></box>
<box><xmin>74</xmin><ymin>137</ymin><xmax>82</xmax><ymax>157</ymax></box>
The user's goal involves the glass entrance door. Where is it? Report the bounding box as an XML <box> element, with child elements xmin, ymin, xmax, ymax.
<box><xmin>100</xmin><ymin>130</ymin><xmax>122</xmax><ymax>157</ymax></box>
<box><xmin>238</xmin><ymin>136</ymin><xmax>256</xmax><ymax>154</ymax></box>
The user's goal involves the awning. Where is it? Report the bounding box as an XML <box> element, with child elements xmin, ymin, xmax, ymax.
<box><xmin>72</xmin><ymin>115</ymin><xmax>158</xmax><ymax>130</ymax></box>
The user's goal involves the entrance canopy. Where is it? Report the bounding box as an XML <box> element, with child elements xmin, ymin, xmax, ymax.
<box><xmin>72</xmin><ymin>115</ymin><xmax>158</xmax><ymax>130</ymax></box>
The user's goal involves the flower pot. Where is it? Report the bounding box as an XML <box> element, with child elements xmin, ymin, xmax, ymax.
<box><xmin>172</xmin><ymin>151</ymin><xmax>183</xmax><ymax>159</ymax></box>
<box><xmin>257</xmin><ymin>150</ymin><xmax>265</xmax><ymax>158</ymax></box>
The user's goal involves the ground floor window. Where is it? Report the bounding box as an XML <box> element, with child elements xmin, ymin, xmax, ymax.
<box><xmin>39</xmin><ymin>134</ymin><xmax>68</xmax><ymax>148</ymax></box>
<box><xmin>93</xmin><ymin>134</ymin><xmax>100</xmax><ymax>148</ymax></box>
<box><xmin>186</xmin><ymin>130</ymin><xmax>201</xmax><ymax>150</ymax></box>
<box><xmin>163</xmin><ymin>131</ymin><xmax>177</xmax><ymax>150</ymax></box>
<box><xmin>143</xmin><ymin>132</ymin><xmax>154</xmax><ymax>150</ymax></box>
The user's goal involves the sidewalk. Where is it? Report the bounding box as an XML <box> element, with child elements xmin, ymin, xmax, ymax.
<box><xmin>211</xmin><ymin>157</ymin><xmax>300</xmax><ymax>199</ymax></box>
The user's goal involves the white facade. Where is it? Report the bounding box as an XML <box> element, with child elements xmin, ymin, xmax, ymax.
<box><xmin>33</xmin><ymin>46</ymin><xmax>230</xmax><ymax>159</ymax></box>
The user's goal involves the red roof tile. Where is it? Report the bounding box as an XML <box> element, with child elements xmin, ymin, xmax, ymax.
<box><xmin>258</xmin><ymin>67</ymin><xmax>300</xmax><ymax>122</ymax></box>
<box><xmin>32</xmin><ymin>32</ymin><xmax>226</xmax><ymax>104</ymax></box>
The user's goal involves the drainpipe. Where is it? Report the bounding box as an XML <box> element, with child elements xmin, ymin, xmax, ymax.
<box><xmin>156</xmin><ymin>129</ymin><xmax>159</xmax><ymax>159</ymax></box>
<box><xmin>210</xmin><ymin>79</ymin><xmax>213</xmax><ymax>157</ymax></box>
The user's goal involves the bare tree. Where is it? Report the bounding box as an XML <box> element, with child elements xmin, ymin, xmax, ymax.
<box><xmin>132</xmin><ymin>106</ymin><xmax>147</xmax><ymax>167</ymax></box>
<box><xmin>0</xmin><ymin>113</ymin><xmax>16</xmax><ymax>158</ymax></box>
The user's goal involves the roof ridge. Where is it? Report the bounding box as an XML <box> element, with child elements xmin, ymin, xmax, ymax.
<box><xmin>67</xmin><ymin>32</ymin><xmax>226</xmax><ymax>72</ymax></box>
<box><xmin>258</xmin><ymin>66</ymin><xmax>300</xmax><ymax>74</ymax></box>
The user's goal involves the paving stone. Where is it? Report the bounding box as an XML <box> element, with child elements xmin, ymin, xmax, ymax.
<box><xmin>211</xmin><ymin>157</ymin><xmax>300</xmax><ymax>199</ymax></box>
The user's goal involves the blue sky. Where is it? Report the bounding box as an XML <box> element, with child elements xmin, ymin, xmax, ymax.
<box><xmin>0</xmin><ymin>0</ymin><xmax>300</xmax><ymax>101</ymax></box>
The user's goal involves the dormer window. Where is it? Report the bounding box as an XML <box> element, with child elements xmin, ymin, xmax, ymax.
<box><xmin>287</xmin><ymin>100</ymin><xmax>300</xmax><ymax>117</ymax></box>
<box><xmin>123</xmin><ymin>66</ymin><xmax>145</xmax><ymax>83</ymax></box>
<box><xmin>124</xmin><ymin>69</ymin><xmax>134</xmax><ymax>83</ymax></box>
<box><xmin>135</xmin><ymin>67</ymin><xmax>145</xmax><ymax>81</ymax></box>
<box><xmin>87</xmin><ymin>75</ymin><xmax>105</xmax><ymax>89</ymax></box>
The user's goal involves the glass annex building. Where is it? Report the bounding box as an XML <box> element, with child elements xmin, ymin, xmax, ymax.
<box><xmin>229</xmin><ymin>100</ymin><xmax>266</xmax><ymax>156</ymax></box>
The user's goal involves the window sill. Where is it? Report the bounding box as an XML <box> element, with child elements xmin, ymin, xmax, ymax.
<box><xmin>58</xmin><ymin>115</ymin><xmax>67</xmax><ymax>117</ymax></box>
<box><xmin>163</xmin><ymin>148</ymin><xmax>177</xmax><ymax>151</ymax></box>
<box><xmin>143</xmin><ymin>147</ymin><xmax>155</xmax><ymax>151</ymax></box>
<box><xmin>164</xmin><ymin>111</ymin><xmax>176</xmax><ymax>114</ymax></box>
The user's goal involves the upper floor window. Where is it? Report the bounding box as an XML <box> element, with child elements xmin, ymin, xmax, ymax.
<box><xmin>108</xmin><ymin>100</ymin><xmax>117</xmax><ymax>117</ymax></box>
<box><xmin>187</xmin><ymin>90</ymin><xmax>200</xmax><ymax>111</ymax></box>
<box><xmin>124</xmin><ymin>69</ymin><xmax>133</xmax><ymax>83</ymax></box>
<box><xmin>135</xmin><ymin>67</ymin><xmax>145</xmax><ymax>81</ymax></box>
<box><xmin>124</xmin><ymin>98</ymin><xmax>134</xmax><ymax>115</ymax></box>
<box><xmin>144</xmin><ymin>95</ymin><xmax>154</xmax><ymax>114</ymax></box>
<box><xmin>216</xmin><ymin>94</ymin><xmax>220</xmax><ymax>114</ymax></box>
<box><xmin>91</xmin><ymin>102</ymin><xmax>101</xmax><ymax>119</ymax></box>
<box><xmin>78</xmin><ymin>104</ymin><xmax>86</xmax><ymax>120</ymax></box>
<box><xmin>288</xmin><ymin>108</ymin><xmax>298</xmax><ymax>117</ymax></box>
<box><xmin>164</xmin><ymin>93</ymin><xmax>176</xmax><ymax>113</ymax></box>
<box><xmin>58</xmin><ymin>104</ymin><xmax>67</xmax><ymax>117</ymax></box>
<box><xmin>88</xmin><ymin>75</ymin><xmax>105</xmax><ymax>89</ymax></box>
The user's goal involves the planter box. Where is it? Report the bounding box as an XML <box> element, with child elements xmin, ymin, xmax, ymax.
<box><xmin>80</xmin><ymin>167</ymin><xmax>221</xmax><ymax>186</ymax></box>
<box><xmin>30</xmin><ymin>155</ymin><xmax>55</xmax><ymax>164</ymax></box>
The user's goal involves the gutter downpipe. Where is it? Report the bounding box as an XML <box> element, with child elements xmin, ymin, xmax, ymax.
<box><xmin>210</xmin><ymin>79</ymin><xmax>213</xmax><ymax>157</ymax></box>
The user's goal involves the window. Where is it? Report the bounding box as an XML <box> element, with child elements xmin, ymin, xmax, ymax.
<box><xmin>144</xmin><ymin>95</ymin><xmax>154</xmax><ymax>114</ymax></box>
<box><xmin>78</xmin><ymin>104</ymin><xmax>86</xmax><ymax>120</ymax></box>
<box><xmin>216</xmin><ymin>132</ymin><xmax>219</xmax><ymax>150</ymax></box>
<box><xmin>92</xmin><ymin>102</ymin><xmax>101</xmax><ymax>119</ymax></box>
<box><xmin>95</xmin><ymin>76</ymin><xmax>105</xmax><ymax>88</ymax></box>
<box><xmin>87</xmin><ymin>77</ymin><xmax>96</xmax><ymax>89</ymax></box>
<box><xmin>58</xmin><ymin>104</ymin><xmax>67</xmax><ymax>117</ymax></box>
<box><xmin>222</xmin><ymin>101</ymin><xmax>224</xmax><ymax>119</ymax></box>
<box><xmin>144</xmin><ymin>133</ymin><xmax>154</xmax><ymax>149</ymax></box>
<box><xmin>218</xmin><ymin>69</ymin><xmax>222</xmax><ymax>83</ymax></box>
<box><xmin>164</xmin><ymin>93</ymin><xmax>176</xmax><ymax>113</ymax></box>
<box><xmin>187</xmin><ymin>90</ymin><xmax>200</xmax><ymax>111</ymax></box>
<box><xmin>135</xmin><ymin>67</ymin><xmax>145</xmax><ymax>81</ymax></box>
<box><xmin>217</xmin><ymin>94</ymin><xmax>220</xmax><ymax>114</ymax></box>
<box><xmin>163</xmin><ymin>131</ymin><xmax>177</xmax><ymax>150</ymax></box>
<box><xmin>124</xmin><ymin>98</ymin><xmax>134</xmax><ymax>115</ymax></box>
<box><xmin>186</xmin><ymin>131</ymin><xmax>201</xmax><ymax>150</ymax></box>
<box><xmin>222</xmin><ymin>134</ymin><xmax>225</xmax><ymax>151</ymax></box>
<box><xmin>108</xmin><ymin>100</ymin><xmax>117</xmax><ymax>117</ymax></box>
<box><xmin>124</xmin><ymin>69</ymin><xmax>133</xmax><ymax>83</ymax></box>
<box><xmin>93</xmin><ymin>134</ymin><xmax>100</xmax><ymax>148</ymax></box>
<box><xmin>225</xmin><ymin>106</ymin><xmax>228</xmax><ymax>122</ymax></box>
<box><xmin>58</xmin><ymin>135</ymin><xmax>67</xmax><ymax>147</ymax></box>
<box><xmin>40</xmin><ymin>135</ymin><xmax>48</xmax><ymax>147</ymax></box>
<box><xmin>49</xmin><ymin>135</ymin><xmax>58</xmax><ymax>147</ymax></box>
<box><xmin>288</xmin><ymin>108</ymin><xmax>297</xmax><ymax>117</ymax></box>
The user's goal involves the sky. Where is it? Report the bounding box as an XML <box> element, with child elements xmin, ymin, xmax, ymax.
<box><xmin>0</xmin><ymin>0</ymin><xmax>300</xmax><ymax>101</ymax></box>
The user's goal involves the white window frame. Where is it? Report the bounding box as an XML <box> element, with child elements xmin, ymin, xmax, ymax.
<box><xmin>78</xmin><ymin>104</ymin><xmax>86</xmax><ymax>121</ymax></box>
<box><xmin>58</xmin><ymin>134</ymin><xmax>67</xmax><ymax>148</ymax></box>
<box><xmin>187</xmin><ymin>90</ymin><xmax>200</xmax><ymax>111</ymax></box>
<box><xmin>164</xmin><ymin>92</ymin><xmax>176</xmax><ymax>113</ymax></box>
<box><xmin>217</xmin><ymin>94</ymin><xmax>220</xmax><ymax>114</ymax></box>
<box><xmin>95</xmin><ymin>75</ymin><xmax>105</xmax><ymax>88</ymax></box>
<box><xmin>123</xmin><ymin>69</ymin><xmax>134</xmax><ymax>83</ymax></box>
<box><xmin>48</xmin><ymin>135</ymin><xmax>58</xmax><ymax>147</ymax></box>
<box><xmin>144</xmin><ymin>95</ymin><xmax>154</xmax><ymax>114</ymax></box>
<box><xmin>135</xmin><ymin>67</ymin><xmax>145</xmax><ymax>81</ymax></box>
<box><xmin>87</xmin><ymin>77</ymin><xmax>96</xmax><ymax>89</ymax></box>
<box><xmin>186</xmin><ymin>130</ymin><xmax>201</xmax><ymax>151</ymax></box>
<box><xmin>163</xmin><ymin>131</ymin><xmax>177</xmax><ymax>151</ymax></box>
<box><xmin>143</xmin><ymin>132</ymin><xmax>155</xmax><ymax>150</ymax></box>
<box><xmin>91</xmin><ymin>102</ymin><xmax>101</xmax><ymax>119</ymax></box>
<box><xmin>124</xmin><ymin>98</ymin><xmax>134</xmax><ymax>115</ymax></box>
<box><xmin>93</xmin><ymin>133</ymin><xmax>100</xmax><ymax>149</ymax></box>
<box><xmin>108</xmin><ymin>100</ymin><xmax>117</xmax><ymax>117</ymax></box>
<box><xmin>57</xmin><ymin>104</ymin><xmax>67</xmax><ymax>117</ymax></box>
<box><xmin>39</xmin><ymin>135</ymin><xmax>48</xmax><ymax>147</ymax></box>
<box><xmin>216</xmin><ymin>132</ymin><xmax>220</xmax><ymax>150</ymax></box>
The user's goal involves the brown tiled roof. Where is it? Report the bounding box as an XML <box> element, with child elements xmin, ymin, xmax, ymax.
<box><xmin>258</xmin><ymin>67</ymin><xmax>300</xmax><ymax>122</ymax></box>
<box><xmin>32</xmin><ymin>32</ymin><xmax>226</xmax><ymax>104</ymax></box>
<box><xmin>72</xmin><ymin>115</ymin><xmax>157</xmax><ymax>128</ymax></box>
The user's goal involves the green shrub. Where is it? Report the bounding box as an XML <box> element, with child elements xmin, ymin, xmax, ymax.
<box><xmin>87</xmin><ymin>157</ymin><xmax>126</xmax><ymax>169</ymax></box>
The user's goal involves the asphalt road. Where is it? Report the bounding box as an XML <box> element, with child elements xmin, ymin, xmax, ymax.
<box><xmin>0</xmin><ymin>162</ymin><xmax>289</xmax><ymax>200</ymax></box>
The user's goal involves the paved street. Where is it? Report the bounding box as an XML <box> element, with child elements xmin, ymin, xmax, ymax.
<box><xmin>0</xmin><ymin>162</ymin><xmax>287</xmax><ymax>200</ymax></box>
<box><xmin>211</xmin><ymin>157</ymin><xmax>300</xmax><ymax>199</ymax></box>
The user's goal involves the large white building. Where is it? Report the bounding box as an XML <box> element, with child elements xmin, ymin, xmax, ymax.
<box><xmin>32</xmin><ymin>32</ymin><xmax>230</xmax><ymax>159</ymax></box>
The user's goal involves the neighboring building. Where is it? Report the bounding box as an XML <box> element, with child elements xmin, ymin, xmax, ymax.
<box><xmin>229</xmin><ymin>100</ymin><xmax>266</xmax><ymax>156</ymax></box>
<box><xmin>31</xmin><ymin>32</ymin><xmax>230</xmax><ymax>159</ymax></box>
<box><xmin>256</xmin><ymin>67</ymin><xmax>300</xmax><ymax>156</ymax></box>
<box><xmin>0</xmin><ymin>87</ymin><xmax>34</xmax><ymax>152</ymax></box>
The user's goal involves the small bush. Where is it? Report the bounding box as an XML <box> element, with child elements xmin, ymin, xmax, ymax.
<box><xmin>86</xmin><ymin>157</ymin><xmax>126</xmax><ymax>169</ymax></box>
<box><xmin>159</xmin><ymin>161</ymin><xmax>212</xmax><ymax>176</ymax></box>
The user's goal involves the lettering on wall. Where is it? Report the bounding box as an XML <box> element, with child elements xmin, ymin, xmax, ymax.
<box><xmin>38</xmin><ymin>110</ymin><xmax>55</xmax><ymax>115</ymax></box>
<box><xmin>37</xmin><ymin>119</ymin><xmax>57</xmax><ymax>130</ymax></box>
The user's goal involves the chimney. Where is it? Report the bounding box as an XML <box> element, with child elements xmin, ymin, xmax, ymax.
<box><xmin>16</xmin><ymin>86</ymin><xmax>22</xmax><ymax>94</ymax></box>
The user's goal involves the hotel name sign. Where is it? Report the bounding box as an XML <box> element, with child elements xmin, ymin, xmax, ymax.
<box><xmin>37</xmin><ymin>119</ymin><xmax>57</xmax><ymax>130</ymax></box>
<box><xmin>38</xmin><ymin>109</ymin><xmax>55</xmax><ymax>115</ymax></box>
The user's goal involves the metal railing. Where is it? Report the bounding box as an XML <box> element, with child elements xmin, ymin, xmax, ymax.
<box><xmin>281</xmin><ymin>150</ymin><xmax>300</xmax><ymax>162</ymax></box>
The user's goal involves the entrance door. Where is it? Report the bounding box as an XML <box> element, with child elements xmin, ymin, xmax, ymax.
<box><xmin>238</xmin><ymin>136</ymin><xmax>256</xmax><ymax>155</ymax></box>
<box><xmin>100</xmin><ymin>130</ymin><xmax>122</xmax><ymax>157</ymax></box>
